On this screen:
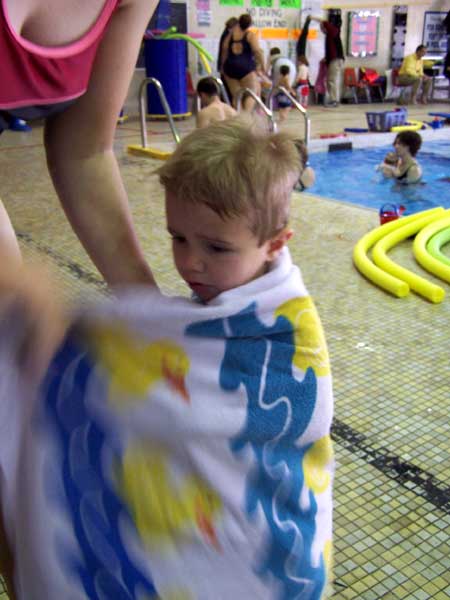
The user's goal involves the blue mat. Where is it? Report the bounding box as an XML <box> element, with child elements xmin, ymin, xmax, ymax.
<box><xmin>428</xmin><ymin>112</ymin><xmax>450</xmax><ymax>118</ymax></box>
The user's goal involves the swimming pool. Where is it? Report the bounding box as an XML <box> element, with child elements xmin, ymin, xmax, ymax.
<box><xmin>308</xmin><ymin>139</ymin><xmax>450</xmax><ymax>214</ymax></box>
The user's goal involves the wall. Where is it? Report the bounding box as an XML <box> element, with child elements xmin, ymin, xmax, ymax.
<box><xmin>186</xmin><ymin>0</ymin><xmax>447</xmax><ymax>79</ymax></box>
<box><xmin>124</xmin><ymin>0</ymin><xmax>448</xmax><ymax>111</ymax></box>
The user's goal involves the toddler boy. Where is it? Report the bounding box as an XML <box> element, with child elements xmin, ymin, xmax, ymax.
<box><xmin>0</xmin><ymin>117</ymin><xmax>334</xmax><ymax>599</ymax></box>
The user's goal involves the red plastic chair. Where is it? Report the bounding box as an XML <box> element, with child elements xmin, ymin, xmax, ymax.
<box><xmin>360</xmin><ymin>68</ymin><xmax>384</xmax><ymax>102</ymax></box>
<box><xmin>343</xmin><ymin>67</ymin><xmax>370</xmax><ymax>104</ymax></box>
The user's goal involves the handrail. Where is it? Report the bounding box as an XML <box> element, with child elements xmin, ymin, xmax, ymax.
<box><xmin>138</xmin><ymin>77</ymin><xmax>181</xmax><ymax>148</ymax></box>
<box><xmin>213</xmin><ymin>76</ymin><xmax>231</xmax><ymax>105</ymax></box>
<box><xmin>235</xmin><ymin>88</ymin><xmax>277</xmax><ymax>132</ymax></box>
<box><xmin>267</xmin><ymin>86</ymin><xmax>310</xmax><ymax>146</ymax></box>
<box><xmin>196</xmin><ymin>76</ymin><xmax>232</xmax><ymax>113</ymax></box>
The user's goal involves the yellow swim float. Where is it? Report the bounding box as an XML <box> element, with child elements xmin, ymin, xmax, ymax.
<box><xmin>391</xmin><ymin>119</ymin><xmax>423</xmax><ymax>132</ymax></box>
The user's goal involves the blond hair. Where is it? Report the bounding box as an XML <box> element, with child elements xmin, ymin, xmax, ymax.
<box><xmin>158</xmin><ymin>117</ymin><xmax>303</xmax><ymax>243</ymax></box>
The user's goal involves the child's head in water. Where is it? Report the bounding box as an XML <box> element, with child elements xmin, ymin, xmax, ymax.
<box><xmin>383</xmin><ymin>151</ymin><xmax>398</xmax><ymax>166</ymax></box>
<box><xmin>158</xmin><ymin>117</ymin><xmax>302</xmax><ymax>302</ymax></box>
<box><xmin>196</xmin><ymin>77</ymin><xmax>220</xmax><ymax>104</ymax></box>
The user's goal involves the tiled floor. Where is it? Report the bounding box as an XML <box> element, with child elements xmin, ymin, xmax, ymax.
<box><xmin>1</xmin><ymin>99</ymin><xmax>449</xmax><ymax>599</ymax></box>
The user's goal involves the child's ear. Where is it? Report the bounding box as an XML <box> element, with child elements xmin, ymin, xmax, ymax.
<box><xmin>267</xmin><ymin>228</ymin><xmax>293</xmax><ymax>261</ymax></box>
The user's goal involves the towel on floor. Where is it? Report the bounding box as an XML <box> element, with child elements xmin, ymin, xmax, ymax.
<box><xmin>0</xmin><ymin>248</ymin><xmax>334</xmax><ymax>600</ymax></box>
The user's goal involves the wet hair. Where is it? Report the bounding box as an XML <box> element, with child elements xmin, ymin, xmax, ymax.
<box><xmin>416</xmin><ymin>44</ymin><xmax>427</xmax><ymax>53</ymax></box>
<box><xmin>158</xmin><ymin>116</ymin><xmax>302</xmax><ymax>243</ymax></box>
<box><xmin>225</xmin><ymin>17</ymin><xmax>238</xmax><ymax>29</ymax></box>
<box><xmin>196</xmin><ymin>77</ymin><xmax>219</xmax><ymax>97</ymax></box>
<box><xmin>394</xmin><ymin>131</ymin><xmax>422</xmax><ymax>157</ymax></box>
<box><xmin>239</xmin><ymin>14</ymin><xmax>252</xmax><ymax>30</ymax></box>
<box><xmin>280</xmin><ymin>65</ymin><xmax>290</xmax><ymax>76</ymax></box>
<box><xmin>293</xmin><ymin>139</ymin><xmax>308</xmax><ymax>169</ymax></box>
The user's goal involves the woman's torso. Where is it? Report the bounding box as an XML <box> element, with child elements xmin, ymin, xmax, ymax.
<box><xmin>397</xmin><ymin>158</ymin><xmax>420</xmax><ymax>182</ymax></box>
<box><xmin>0</xmin><ymin>0</ymin><xmax>119</xmax><ymax>124</ymax></box>
<box><xmin>223</xmin><ymin>28</ymin><xmax>256</xmax><ymax>80</ymax></box>
<box><xmin>6</xmin><ymin>0</ymin><xmax>109</xmax><ymax>47</ymax></box>
<box><xmin>228</xmin><ymin>28</ymin><xmax>252</xmax><ymax>57</ymax></box>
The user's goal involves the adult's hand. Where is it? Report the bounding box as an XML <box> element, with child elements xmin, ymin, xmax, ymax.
<box><xmin>0</xmin><ymin>259</ymin><xmax>69</xmax><ymax>382</ymax></box>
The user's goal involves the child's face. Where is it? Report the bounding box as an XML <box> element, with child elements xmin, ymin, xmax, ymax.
<box><xmin>165</xmin><ymin>192</ymin><xmax>289</xmax><ymax>302</ymax></box>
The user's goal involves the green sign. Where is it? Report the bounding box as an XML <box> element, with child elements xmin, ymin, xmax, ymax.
<box><xmin>252</xmin><ymin>0</ymin><xmax>273</xmax><ymax>6</ymax></box>
<box><xmin>219</xmin><ymin>0</ymin><xmax>244</xmax><ymax>5</ymax></box>
<box><xmin>280</xmin><ymin>0</ymin><xmax>301</xmax><ymax>8</ymax></box>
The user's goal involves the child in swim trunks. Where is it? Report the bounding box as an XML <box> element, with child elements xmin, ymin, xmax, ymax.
<box><xmin>276</xmin><ymin>65</ymin><xmax>296</xmax><ymax>122</ymax></box>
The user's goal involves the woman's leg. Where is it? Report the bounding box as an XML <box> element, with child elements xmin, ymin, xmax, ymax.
<box><xmin>239</xmin><ymin>71</ymin><xmax>260</xmax><ymax>112</ymax></box>
<box><xmin>278</xmin><ymin>107</ymin><xmax>289</xmax><ymax>122</ymax></box>
<box><xmin>0</xmin><ymin>199</ymin><xmax>21</xmax><ymax>263</ymax></box>
<box><xmin>223</xmin><ymin>74</ymin><xmax>242</xmax><ymax>108</ymax></box>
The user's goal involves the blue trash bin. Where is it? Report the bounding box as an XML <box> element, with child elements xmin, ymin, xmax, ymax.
<box><xmin>144</xmin><ymin>38</ymin><xmax>188</xmax><ymax>117</ymax></box>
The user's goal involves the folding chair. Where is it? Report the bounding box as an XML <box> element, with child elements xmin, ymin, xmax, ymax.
<box><xmin>343</xmin><ymin>68</ymin><xmax>370</xmax><ymax>103</ymax></box>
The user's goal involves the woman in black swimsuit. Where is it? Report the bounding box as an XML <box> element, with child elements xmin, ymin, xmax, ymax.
<box><xmin>221</xmin><ymin>14</ymin><xmax>264</xmax><ymax>110</ymax></box>
<box><xmin>380</xmin><ymin>131</ymin><xmax>423</xmax><ymax>184</ymax></box>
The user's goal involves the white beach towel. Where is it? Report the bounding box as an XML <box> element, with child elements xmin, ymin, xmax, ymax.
<box><xmin>0</xmin><ymin>248</ymin><xmax>334</xmax><ymax>600</ymax></box>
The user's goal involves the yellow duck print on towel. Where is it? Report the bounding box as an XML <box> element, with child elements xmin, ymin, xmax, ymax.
<box><xmin>303</xmin><ymin>435</ymin><xmax>334</xmax><ymax>494</ymax></box>
<box><xmin>275</xmin><ymin>297</ymin><xmax>330</xmax><ymax>376</ymax></box>
<box><xmin>88</xmin><ymin>325</ymin><xmax>190</xmax><ymax>405</ymax></box>
<box><xmin>117</xmin><ymin>445</ymin><xmax>222</xmax><ymax>551</ymax></box>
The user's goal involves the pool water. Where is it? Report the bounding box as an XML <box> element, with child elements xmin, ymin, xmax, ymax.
<box><xmin>309</xmin><ymin>139</ymin><xmax>450</xmax><ymax>214</ymax></box>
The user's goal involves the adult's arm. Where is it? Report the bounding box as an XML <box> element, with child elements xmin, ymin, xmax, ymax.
<box><xmin>247</xmin><ymin>31</ymin><xmax>265</xmax><ymax>73</ymax></box>
<box><xmin>406</xmin><ymin>164</ymin><xmax>422</xmax><ymax>184</ymax></box>
<box><xmin>0</xmin><ymin>199</ymin><xmax>21</xmax><ymax>263</ymax></box>
<box><xmin>44</xmin><ymin>0</ymin><xmax>158</xmax><ymax>288</ymax></box>
<box><xmin>0</xmin><ymin>514</ymin><xmax>15</xmax><ymax>600</ymax></box>
<box><xmin>220</xmin><ymin>32</ymin><xmax>231</xmax><ymax>71</ymax></box>
<box><xmin>399</xmin><ymin>55</ymin><xmax>417</xmax><ymax>78</ymax></box>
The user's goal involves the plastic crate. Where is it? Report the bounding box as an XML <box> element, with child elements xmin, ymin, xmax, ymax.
<box><xmin>365</xmin><ymin>108</ymin><xmax>407</xmax><ymax>132</ymax></box>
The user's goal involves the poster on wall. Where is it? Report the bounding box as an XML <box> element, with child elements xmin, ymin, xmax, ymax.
<box><xmin>347</xmin><ymin>10</ymin><xmax>379</xmax><ymax>57</ymax></box>
<box><xmin>196</xmin><ymin>0</ymin><xmax>211</xmax><ymax>26</ymax></box>
<box><xmin>422</xmin><ymin>12</ymin><xmax>447</xmax><ymax>55</ymax></box>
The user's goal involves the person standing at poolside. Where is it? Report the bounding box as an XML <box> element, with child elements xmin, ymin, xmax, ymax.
<box><xmin>221</xmin><ymin>13</ymin><xmax>265</xmax><ymax>111</ymax></box>
<box><xmin>309</xmin><ymin>15</ymin><xmax>344</xmax><ymax>107</ymax></box>
<box><xmin>217</xmin><ymin>16</ymin><xmax>238</xmax><ymax>102</ymax></box>
<box><xmin>0</xmin><ymin>0</ymin><xmax>158</xmax><ymax>287</ymax></box>
<box><xmin>398</xmin><ymin>45</ymin><xmax>432</xmax><ymax>105</ymax></box>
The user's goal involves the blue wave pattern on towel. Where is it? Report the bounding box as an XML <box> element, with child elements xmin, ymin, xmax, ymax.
<box><xmin>186</xmin><ymin>302</ymin><xmax>326</xmax><ymax>600</ymax></box>
<box><xmin>42</xmin><ymin>335</ymin><xmax>157</xmax><ymax>600</ymax></box>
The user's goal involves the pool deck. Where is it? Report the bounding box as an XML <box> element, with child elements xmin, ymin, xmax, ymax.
<box><xmin>1</xmin><ymin>100</ymin><xmax>450</xmax><ymax>599</ymax></box>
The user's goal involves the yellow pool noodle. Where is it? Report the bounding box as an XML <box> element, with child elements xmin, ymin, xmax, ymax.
<box><xmin>372</xmin><ymin>211</ymin><xmax>446</xmax><ymax>303</ymax></box>
<box><xmin>391</xmin><ymin>120</ymin><xmax>423</xmax><ymax>132</ymax></box>
<box><xmin>413</xmin><ymin>212</ymin><xmax>450</xmax><ymax>284</ymax></box>
<box><xmin>352</xmin><ymin>207</ymin><xmax>444</xmax><ymax>298</ymax></box>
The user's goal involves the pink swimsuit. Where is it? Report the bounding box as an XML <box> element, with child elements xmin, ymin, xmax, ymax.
<box><xmin>0</xmin><ymin>0</ymin><xmax>119</xmax><ymax>121</ymax></box>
